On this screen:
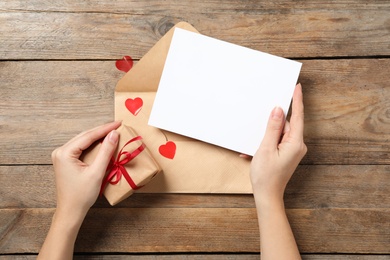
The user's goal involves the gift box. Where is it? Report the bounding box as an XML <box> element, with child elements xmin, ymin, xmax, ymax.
<box><xmin>82</xmin><ymin>124</ymin><xmax>161</xmax><ymax>205</ymax></box>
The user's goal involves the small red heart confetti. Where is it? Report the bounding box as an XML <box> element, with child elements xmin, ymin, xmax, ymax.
<box><xmin>159</xmin><ymin>141</ymin><xmax>176</xmax><ymax>159</ymax></box>
<box><xmin>125</xmin><ymin>97</ymin><xmax>143</xmax><ymax>116</ymax></box>
<box><xmin>115</xmin><ymin>56</ymin><xmax>133</xmax><ymax>72</ymax></box>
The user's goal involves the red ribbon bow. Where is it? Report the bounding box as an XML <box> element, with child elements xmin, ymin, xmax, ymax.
<box><xmin>100</xmin><ymin>136</ymin><xmax>145</xmax><ymax>195</ymax></box>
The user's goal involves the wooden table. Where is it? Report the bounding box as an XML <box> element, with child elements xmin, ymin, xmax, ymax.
<box><xmin>1</xmin><ymin>1</ymin><xmax>389</xmax><ymax>259</ymax></box>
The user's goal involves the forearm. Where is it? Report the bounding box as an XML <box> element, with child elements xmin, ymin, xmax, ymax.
<box><xmin>38</xmin><ymin>209</ymin><xmax>85</xmax><ymax>260</ymax></box>
<box><xmin>254</xmin><ymin>192</ymin><xmax>301</xmax><ymax>260</ymax></box>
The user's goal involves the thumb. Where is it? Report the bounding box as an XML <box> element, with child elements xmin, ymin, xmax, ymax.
<box><xmin>90</xmin><ymin>130</ymin><xmax>119</xmax><ymax>177</ymax></box>
<box><xmin>260</xmin><ymin>107</ymin><xmax>285</xmax><ymax>150</ymax></box>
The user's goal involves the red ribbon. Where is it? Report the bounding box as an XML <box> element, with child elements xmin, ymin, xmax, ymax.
<box><xmin>100</xmin><ymin>136</ymin><xmax>145</xmax><ymax>195</ymax></box>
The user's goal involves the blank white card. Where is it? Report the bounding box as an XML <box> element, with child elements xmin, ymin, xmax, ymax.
<box><xmin>149</xmin><ymin>28</ymin><xmax>302</xmax><ymax>156</ymax></box>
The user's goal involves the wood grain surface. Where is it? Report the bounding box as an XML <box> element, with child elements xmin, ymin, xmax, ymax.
<box><xmin>1</xmin><ymin>59</ymin><xmax>389</xmax><ymax>164</ymax></box>
<box><xmin>1</xmin><ymin>208</ymin><xmax>389</xmax><ymax>254</ymax></box>
<box><xmin>0</xmin><ymin>1</ymin><xmax>390</xmax><ymax>59</ymax></box>
<box><xmin>0</xmin><ymin>0</ymin><xmax>389</xmax><ymax>258</ymax></box>
<box><xmin>1</xmin><ymin>165</ymin><xmax>389</xmax><ymax>209</ymax></box>
<box><xmin>0</xmin><ymin>255</ymin><xmax>389</xmax><ymax>260</ymax></box>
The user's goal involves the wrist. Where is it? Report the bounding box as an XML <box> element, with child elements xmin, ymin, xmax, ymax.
<box><xmin>53</xmin><ymin>207</ymin><xmax>86</xmax><ymax>234</ymax></box>
<box><xmin>37</xmin><ymin>206</ymin><xmax>85</xmax><ymax>259</ymax></box>
<box><xmin>253</xmin><ymin>189</ymin><xmax>285</xmax><ymax>212</ymax></box>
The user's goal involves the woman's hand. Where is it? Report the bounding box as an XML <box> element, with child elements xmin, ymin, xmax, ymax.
<box><xmin>250</xmin><ymin>83</ymin><xmax>307</xmax><ymax>202</ymax></box>
<box><xmin>38</xmin><ymin>121</ymin><xmax>121</xmax><ymax>260</ymax></box>
<box><xmin>52</xmin><ymin>121</ymin><xmax>121</xmax><ymax>218</ymax></box>
<box><xmin>250</xmin><ymin>83</ymin><xmax>306</xmax><ymax>260</ymax></box>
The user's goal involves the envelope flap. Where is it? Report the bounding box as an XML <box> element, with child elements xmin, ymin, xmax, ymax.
<box><xmin>115</xmin><ymin>22</ymin><xmax>199</xmax><ymax>92</ymax></box>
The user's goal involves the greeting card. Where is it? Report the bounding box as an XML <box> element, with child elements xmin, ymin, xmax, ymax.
<box><xmin>149</xmin><ymin>28</ymin><xmax>302</xmax><ymax>156</ymax></box>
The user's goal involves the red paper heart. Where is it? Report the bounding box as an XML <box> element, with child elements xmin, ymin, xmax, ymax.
<box><xmin>159</xmin><ymin>141</ymin><xmax>176</xmax><ymax>159</ymax></box>
<box><xmin>125</xmin><ymin>97</ymin><xmax>143</xmax><ymax>116</ymax></box>
<box><xmin>115</xmin><ymin>56</ymin><xmax>133</xmax><ymax>72</ymax></box>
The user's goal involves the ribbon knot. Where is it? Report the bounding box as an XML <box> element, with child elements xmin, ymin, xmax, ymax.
<box><xmin>100</xmin><ymin>136</ymin><xmax>145</xmax><ymax>195</ymax></box>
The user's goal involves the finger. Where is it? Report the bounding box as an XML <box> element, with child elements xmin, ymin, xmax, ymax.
<box><xmin>289</xmin><ymin>83</ymin><xmax>304</xmax><ymax>141</ymax></box>
<box><xmin>65</xmin><ymin>121</ymin><xmax>121</xmax><ymax>146</ymax></box>
<box><xmin>283</xmin><ymin>120</ymin><xmax>291</xmax><ymax>134</ymax></box>
<box><xmin>280</xmin><ymin>120</ymin><xmax>291</xmax><ymax>143</ymax></box>
<box><xmin>90</xmin><ymin>130</ymin><xmax>119</xmax><ymax>176</ymax></box>
<box><xmin>260</xmin><ymin>106</ymin><xmax>285</xmax><ymax>150</ymax></box>
<box><xmin>64</xmin><ymin>124</ymin><xmax>108</xmax><ymax>145</ymax></box>
<box><xmin>63</xmin><ymin>121</ymin><xmax>122</xmax><ymax>158</ymax></box>
<box><xmin>239</xmin><ymin>154</ymin><xmax>251</xmax><ymax>159</ymax></box>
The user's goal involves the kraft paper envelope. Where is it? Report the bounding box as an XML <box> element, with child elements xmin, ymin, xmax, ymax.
<box><xmin>115</xmin><ymin>22</ymin><xmax>252</xmax><ymax>193</ymax></box>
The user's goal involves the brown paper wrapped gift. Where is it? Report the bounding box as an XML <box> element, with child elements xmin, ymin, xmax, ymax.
<box><xmin>114</xmin><ymin>22</ymin><xmax>252</xmax><ymax>194</ymax></box>
<box><xmin>82</xmin><ymin>124</ymin><xmax>161</xmax><ymax>205</ymax></box>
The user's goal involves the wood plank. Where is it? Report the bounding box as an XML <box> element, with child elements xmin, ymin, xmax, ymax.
<box><xmin>1</xmin><ymin>59</ymin><xmax>389</xmax><ymax>165</ymax></box>
<box><xmin>1</xmin><ymin>254</ymin><xmax>390</xmax><ymax>259</ymax></box>
<box><xmin>0</xmin><ymin>208</ymin><xmax>389</xmax><ymax>254</ymax></box>
<box><xmin>0</xmin><ymin>61</ymin><xmax>121</xmax><ymax>164</ymax></box>
<box><xmin>3</xmin><ymin>0</ymin><xmax>390</xmax><ymax>13</ymax></box>
<box><xmin>301</xmin><ymin>58</ymin><xmax>390</xmax><ymax>164</ymax></box>
<box><xmin>0</xmin><ymin>6</ymin><xmax>389</xmax><ymax>59</ymax></box>
<box><xmin>1</xmin><ymin>165</ymin><xmax>389</xmax><ymax>209</ymax></box>
<box><xmin>75</xmin><ymin>255</ymin><xmax>390</xmax><ymax>260</ymax></box>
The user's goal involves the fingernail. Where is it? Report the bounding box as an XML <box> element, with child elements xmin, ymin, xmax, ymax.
<box><xmin>108</xmin><ymin>130</ymin><xmax>119</xmax><ymax>144</ymax></box>
<box><xmin>239</xmin><ymin>154</ymin><xmax>251</xmax><ymax>160</ymax></box>
<box><xmin>272</xmin><ymin>106</ymin><xmax>283</xmax><ymax>119</ymax></box>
